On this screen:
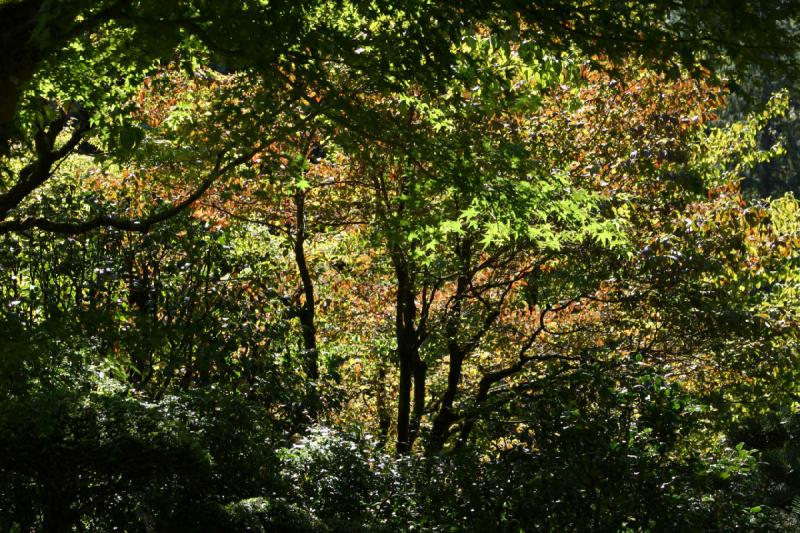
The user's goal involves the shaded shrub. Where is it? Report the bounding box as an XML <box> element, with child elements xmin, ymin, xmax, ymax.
<box><xmin>0</xmin><ymin>385</ymin><xmax>285</xmax><ymax>532</ymax></box>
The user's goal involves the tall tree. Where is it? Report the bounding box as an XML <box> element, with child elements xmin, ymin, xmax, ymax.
<box><xmin>1</xmin><ymin>0</ymin><xmax>799</xmax><ymax>235</ymax></box>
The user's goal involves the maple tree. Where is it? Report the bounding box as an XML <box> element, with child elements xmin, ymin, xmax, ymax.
<box><xmin>2</xmin><ymin>2</ymin><xmax>800</xmax><ymax>531</ymax></box>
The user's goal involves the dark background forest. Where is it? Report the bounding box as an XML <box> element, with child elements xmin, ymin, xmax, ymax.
<box><xmin>2</xmin><ymin>1</ymin><xmax>800</xmax><ymax>531</ymax></box>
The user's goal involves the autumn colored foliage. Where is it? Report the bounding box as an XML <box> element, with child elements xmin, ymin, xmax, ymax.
<box><xmin>2</xmin><ymin>1</ymin><xmax>800</xmax><ymax>531</ymax></box>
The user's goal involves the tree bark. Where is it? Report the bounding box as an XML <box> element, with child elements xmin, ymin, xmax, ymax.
<box><xmin>427</xmin><ymin>348</ymin><xmax>465</xmax><ymax>453</ymax></box>
<box><xmin>393</xmin><ymin>252</ymin><xmax>419</xmax><ymax>454</ymax></box>
<box><xmin>293</xmin><ymin>191</ymin><xmax>318</xmax><ymax>381</ymax></box>
<box><xmin>409</xmin><ymin>355</ymin><xmax>427</xmax><ymax>449</ymax></box>
<box><xmin>426</xmin><ymin>240</ymin><xmax>471</xmax><ymax>453</ymax></box>
<box><xmin>292</xmin><ymin>190</ymin><xmax>320</xmax><ymax>420</ymax></box>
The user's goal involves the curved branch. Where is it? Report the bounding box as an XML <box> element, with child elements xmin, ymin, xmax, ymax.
<box><xmin>0</xmin><ymin>109</ymin><xmax>90</xmax><ymax>218</ymax></box>
<box><xmin>0</xmin><ymin>149</ymin><xmax>255</xmax><ymax>235</ymax></box>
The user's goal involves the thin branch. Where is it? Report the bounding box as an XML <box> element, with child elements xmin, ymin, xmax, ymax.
<box><xmin>0</xmin><ymin>149</ymin><xmax>255</xmax><ymax>235</ymax></box>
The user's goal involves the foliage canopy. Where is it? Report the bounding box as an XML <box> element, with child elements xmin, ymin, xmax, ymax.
<box><xmin>2</xmin><ymin>1</ymin><xmax>800</xmax><ymax>531</ymax></box>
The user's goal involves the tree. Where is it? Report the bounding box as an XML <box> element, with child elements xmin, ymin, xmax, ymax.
<box><xmin>2</xmin><ymin>2</ymin><xmax>800</xmax><ymax>529</ymax></box>
<box><xmin>1</xmin><ymin>0</ymin><xmax>799</xmax><ymax>236</ymax></box>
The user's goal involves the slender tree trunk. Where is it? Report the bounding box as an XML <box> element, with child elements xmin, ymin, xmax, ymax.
<box><xmin>427</xmin><ymin>348</ymin><xmax>465</xmax><ymax>453</ymax></box>
<box><xmin>409</xmin><ymin>355</ymin><xmax>427</xmax><ymax>449</ymax></box>
<box><xmin>293</xmin><ymin>191</ymin><xmax>318</xmax><ymax>381</ymax></box>
<box><xmin>396</xmin><ymin>357</ymin><xmax>413</xmax><ymax>453</ymax></box>
<box><xmin>427</xmin><ymin>239</ymin><xmax>471</xmax><ymax>453</ymax></box>
<box><xmin>393</xmin><ymin>253</ymin><xmax>418</xmax><ymax>454</ymax></box>
<box><xmin>292</xmin><ymin>191</ymin><xmax>320</xmax><ymax>419</ymax></box>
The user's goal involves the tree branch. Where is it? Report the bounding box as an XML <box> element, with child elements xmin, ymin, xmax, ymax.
<box><xmin>0</xmin><ymin>109</ymin><xmax>90</xmax><ymax>218</ymax></box>
<box><xmin>0</xmin><ymin>149</ymin><xmax>255</xmax><ymax>235</ymax></box>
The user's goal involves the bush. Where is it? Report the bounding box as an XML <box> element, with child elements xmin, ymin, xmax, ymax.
<box><xmin>0</xmin><ymin>385</ymin><xmax>285</xmax><ymax>532</ymax></box>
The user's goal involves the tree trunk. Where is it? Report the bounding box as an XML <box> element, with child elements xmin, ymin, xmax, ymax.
<box><xmin>427</xmin><ymin>239</ymin><xmax>471</xmax><ymax>453</ymax></box>
<box><xmin>393</xmin><ymin>252</ymin><xmax>419</xmax><ymax>454</ymax></box>
<box><xmin>293</xmin><ymin>191</ymin><xmax>318</xmax><ymax>382</ymax></box>
<box><xmin>409</xmin><ymin>355</ymin><xmax>427</xmax><ymax>449</ymax></box>
<box><xmin>292</xmin><ymin>191</ymin><xmax>320</xmax><ymax>420</ymax></box>
<box><xmin>396</xmin><ymin>362</ymin><xmax>412</xmax><ymax>453</ymax></box>
<box><xmin>426</xmin><ymin>348</ymin><xmax>465</xmax><ymax>453</ymax></box>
